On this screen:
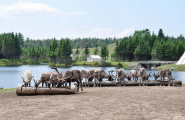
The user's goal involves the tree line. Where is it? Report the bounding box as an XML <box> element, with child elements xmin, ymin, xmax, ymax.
<box><xmin>115</xmin><ymin>29</ymin><xmax>185</xmax><ymax>61</ymax></box>
<box><xmin>0</xmin><ymin>33</ymin><xmax>22</xmax><ymax>59</ymax></box>
<box><xmin>0</xmin><ymin>29</ymin><xmax>185</xmax><ymax>63</ymax></box>
<box><xmin>23</xmin><ymin>37</ymin><xmax>119</xmax><ymax>49</ymax></box>
<box><xmin>23</xmin><ymin>38</ymin><xmax>72</xmax><ymax>64</ymax></box>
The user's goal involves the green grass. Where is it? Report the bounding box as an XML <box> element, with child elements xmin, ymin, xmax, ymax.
<box><xmin>72</xmin><ymin>43</ymin><xmax>115</xmax><ymax>61</ymax></box>
<box><xmin>182</xmin><ymin>83</ymin><xmax>185</xmax><ymax>86</ymax></box>
<box><xmin>0</xmin><ymin>59</ymin><xmax>24</xmax><ymax>66</ymax></box>
<box><xmin>0</xmin><ymin>88</ymin><xmax>16</xmax><ymax>94</ymax></box>
<box><xmin>156</xmin><ymin>64</ymin><xmax>185</xmax><ymax>71</ymax></box>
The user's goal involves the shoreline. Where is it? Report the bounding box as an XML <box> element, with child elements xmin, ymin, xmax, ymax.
<box><xmin>0</xmin><ymin>59</ymin><xmax>185</xmax><ymax>71</ymax></box>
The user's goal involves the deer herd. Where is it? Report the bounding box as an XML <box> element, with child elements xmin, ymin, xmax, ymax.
<box><xmin>22</xmin><ymin>67</ymin><xmax>175</xmax><ymax>92</ymax></box>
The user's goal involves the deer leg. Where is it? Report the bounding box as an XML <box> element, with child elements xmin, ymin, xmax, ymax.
<box><xmin>96</xmin><ymin>79</ymin><xmax>99</xmax><ymax>87</ymax></box>
<box><xmin>134</xmin><ymin>76</ymin><xmax>137</xmax><ymax>82</ymax></box>
<box><xmin>88</xmin><ymin>79</ymin><xmax>90</xmax><ymax>87</ymax></box>
<box><xmin>123</xmin><ymin>78</ymin><xmax>125</xmax><ymax>86</ymax></box>
<box><xmin>139</xmin><ymin>78</ymin><xmax>141</xmax><ymax>86</ymax></box>
<box><xmin>79</xmin><ymin>78</ymin><xmax>83</xmax><ymax>92</ymax></box>
<box><xmin>160</xmin><ymin>77</ymin><xmax>162</xmax><ymax>86</ymax></box>
<box><xmin>99</xmin><ymin>79</ymin><xmax>100</xmax><ymax>87</ymax></box>
<box><xmin>95</xmin><ymin>78</ymin><xmax>97</xmax><ymax>87</ymax></box>
<box><xmin>100</xmin><ymin>78</ymin><xmax>102</xmax><ymax>87</ymax></box>
<box><xmin>93</xmin><ymin>78</ymin><xmax>96</xmax><ymax>87</ymax></box>
<box><xmin>119</xmin><ymin>78</ymin><xmax>121</xmax><ymax>87</ymax></box>
<box><xmin>77</xmin><ymin>80</ymin><xmax>79</xmax><ymax>92</ymax></box>
<box><xmin>85</xmin><ymin>78</ymin><xmax>86</xmax><ymax>87</ymax></box>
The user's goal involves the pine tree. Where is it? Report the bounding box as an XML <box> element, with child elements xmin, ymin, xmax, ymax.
<box><xmin>158</xmin><ymin>29</ymin><xmax>165</xmax><ymax>40</ymax></box>
<box><xmin>93</xmin><ymin>43</ymin><xmax>99</xmax><ymax>55</ymax></box>
<box><xmin>48</xmin><ymin>38</ymin><xmax>58</xmax><ymax>63</ymax></box>
<box><xmin>14</xmin><ymin>33</ymin><xmax>22</xmax><ymax>59</ymax></box>
<box><xmin>100</xmin><ymin>44</ymin><xmax>109</xmax><ymax>61</ymax></box>
<box><xmin>84</xmin><ymin>44</ymin><xmax>90</xmax><ymax>60</ymax></box>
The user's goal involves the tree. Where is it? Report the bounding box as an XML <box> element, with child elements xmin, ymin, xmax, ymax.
<box><xmin>84</xmin><ymin>44</ymin><xmax>90</xmax><ymax>60</ymax></box>
<box><xmin>14</xmin><ymin>33</ymin><xmax>22</xmax><ymax>59</ymax></box>
<box><xmin>158</xmin><ymin>29</ymin><xmax>165</xmax><ymax>40</ymax></box>
<box><xmin>18</xmin><ymin>33</ymin><xmax>24</xmax><ymax>47</ymax></box>
<box><xmin>100</xmin><ymin>44</ymin><xmax>109</xmax><ymax>61</ymax></box>
<box><xmin>75</xmin><ymin>46</ymin><xmax>80</xmax><ymax>55</ymax></box>
<box><xmin>48</xmin><ymin>38</ymin><xmax>58</xmax><ymax>63</ymax></box>
<box><xmin>93</xmin><ymin>43</ymin><xmax>99</xmax><ymax>55</ymax></box>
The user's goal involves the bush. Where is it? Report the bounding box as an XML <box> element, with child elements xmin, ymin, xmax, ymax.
<box><xmin>94</xmin><ymin>62</ymin><xmax>99</xmax><ymax>66</ymax></box>
<box><xmin>117</xmin><ymin>63</ymin><xmax>123</xmax><ymax>68</ymax></box>
<box><xmin>105</xmin><ymin>62</ymin><xmax>112</xmax><ymax>67</ymax></box>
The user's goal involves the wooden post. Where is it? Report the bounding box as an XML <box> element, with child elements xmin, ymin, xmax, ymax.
<box><xmin>16</xmin><ymin>85</ymin><xmax>77</xmax><ymax>95</ymax></box>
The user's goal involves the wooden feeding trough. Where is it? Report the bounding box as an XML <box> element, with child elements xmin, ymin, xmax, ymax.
<box><xmin>16</xmin><ymin>84</ymin><xmax>77</xmax><ymax>95</ymax></box>
<box><xmin>77</xmin><ymin>80</ymin><xmax>182</xmax><ymax>87</ymax></box>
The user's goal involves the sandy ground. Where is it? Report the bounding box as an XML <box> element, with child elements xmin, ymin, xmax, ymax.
<box><xmin>0</xmin><ymin>86</ymin><xmax>185</xmax><ymax>120</ymax></box>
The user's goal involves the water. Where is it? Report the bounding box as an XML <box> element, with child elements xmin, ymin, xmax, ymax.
<box><xmin>0</xmin><ymin>65</ymin><xmax>185</xmax><ymax>89</ymax></box>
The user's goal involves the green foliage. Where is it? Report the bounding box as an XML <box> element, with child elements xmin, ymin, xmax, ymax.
<box><xmin>117</xmin><ymin>63</ymin><xmax>123</xmax><ymax>68</ymax></box>
<box><xmin>0</xmin><ymin>32</ymin><xmax>22</xmax><ymax>60</ymax></box>
<box><xmin>115</xmin><ymin>29</ymin><xmax>185</xmax><ymax>61</ymax></box>
<box><xmin>105</xmin><ymin>62</ymin><xmax>112</xmax><ymax>67</ymax></box>
<box><xmin>100</xmin><ymin>44</ymin><xmax>109</xmax><ymax>60</ymax></box>
<box><xmin>93</xmin><ymin>43</ymin><xmax>99</xmax><ymax>55</ymax></box>
<box><xmin>84</xmin><ymin>44</ymin><xmax>90</xmax><ymax>57</ymax></box>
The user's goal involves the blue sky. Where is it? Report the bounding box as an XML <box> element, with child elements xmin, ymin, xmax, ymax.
<box><xmin>0</xmin><ymin>0</ymin><xmax>184</xmax><ymax>39</ymax></box>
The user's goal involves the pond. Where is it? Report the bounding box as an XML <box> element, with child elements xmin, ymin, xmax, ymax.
<box><xmin>0</xmin><ymin>65</ymin><xmax>185</xmax><ymax>89</ymax></box>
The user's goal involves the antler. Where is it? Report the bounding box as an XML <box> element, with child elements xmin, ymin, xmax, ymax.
<box><xmin>22</xmin><ymin>77</ymin><xmax>24</xmax><ymax>82</ymax></box>
<box><xmin>31</xmin><ymin>76</ymin><xmax>34</xmax><ymax>80</ymax></box>
<box><xmin>52</xmin><ymin>67</ymin><xmax>59</xmax><ymax>74</ymax></box>
<box><xmin>149</xmin><ymin>72</ymin><xmax>151</xmax><ymax>76</ymax></box>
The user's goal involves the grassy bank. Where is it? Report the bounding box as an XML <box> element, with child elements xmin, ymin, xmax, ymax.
<box><xmin>156</xmin><ymin>64</ymin><xmax>185</xmax><ymax>71</ymax></box>
<box><xmin>0</xmin><ymin>59</ymin><xmax>46</xmax><ymax>66</ymax></box>
<box><xmin>0</xmin><ymin>88</ymin><xmax>16</xmax><ymax>94</ymax></box>
<box><xmin>0</xmin><ymin>59</ymin><xmax>23</xmax><ymax>66</ymax></box>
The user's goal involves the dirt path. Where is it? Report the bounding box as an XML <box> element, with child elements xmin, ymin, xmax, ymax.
<box><xmin>0</xmin><ymin>86</ymin><xmax>185</xmax><ymax>120</ymax></box>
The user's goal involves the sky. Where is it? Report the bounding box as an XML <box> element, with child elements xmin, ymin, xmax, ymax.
<box><xmin>0</xmin><ymin>0</ymin><xmax>184</xmax><ymax>39</ymax></box>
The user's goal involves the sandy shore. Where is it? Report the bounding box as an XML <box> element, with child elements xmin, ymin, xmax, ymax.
<box><xmin>0</xmin><ymin>86</ymin><xmax>185</xmax><ymax>120</ymax></box>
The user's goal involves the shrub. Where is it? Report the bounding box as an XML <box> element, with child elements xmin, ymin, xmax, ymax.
<box><xmin>106</xmin><ymin>62</ymin><xmax>112</xmax><ymax>67</ymax></box>
<box><xmin>117</xmin><ymin>63</ymin><xmax>123</xmax><ymax>68</ymax></box>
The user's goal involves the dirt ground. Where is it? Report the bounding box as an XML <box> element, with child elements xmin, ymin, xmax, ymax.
<box><xmin>0</xmin><ymin>86</ymin><xmax>185</xmax><ymax>120</ymax></box>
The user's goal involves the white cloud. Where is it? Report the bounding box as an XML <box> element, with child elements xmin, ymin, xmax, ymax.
<box><xmin>83</xmin><ymin>26</ymin><xmax>88</xmax><ymax>28</ymax></box>
<box><xmin>87</xmin><ymin>27</ymin><xmax>135</xmax><ymax>38</ymax></box>
<box><xmin>0</xmin><ymin>1</ymin><xmax>86</xmax><ymax>19</ymax></box>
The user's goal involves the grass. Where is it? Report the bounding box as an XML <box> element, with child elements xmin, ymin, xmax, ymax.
<box><xmin>0</xmin><ymin>88</ymin><xmax>16</xmax><ymax>94</ymax></box>
<box><xmin>0</xmin><ymin>59</ymin><xmax>24</xmax><ymax>66</ymax></box>
<box><xmin>182</xmin><ymin>83</ymin><xmax>185</xmax><ymax>86</ymax></box>
<box><xmin>156</xmin><ymin>64</ymin><xmax>185</xmax><ymax>71</ymax></box>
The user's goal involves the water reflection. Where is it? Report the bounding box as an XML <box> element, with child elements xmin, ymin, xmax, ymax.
<box><xmin>0</xmin><ymin>65</ymin><xmax>184</xmax><ymax>89</ymax></box>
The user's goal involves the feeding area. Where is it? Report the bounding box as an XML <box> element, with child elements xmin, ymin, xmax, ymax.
<box><xmin>17</xmin><ymin>67</ymin><xmax>182</xmax><ymax>95</ymax></box>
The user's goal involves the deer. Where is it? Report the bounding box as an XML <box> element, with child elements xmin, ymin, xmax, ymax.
<box><xmin>22</xmin><ymin>70</ymin><xmax>34</xmax><ymax>87</ymax></box>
